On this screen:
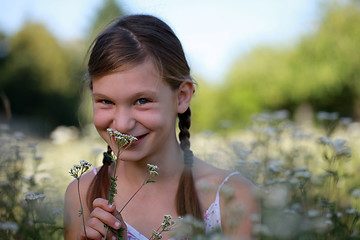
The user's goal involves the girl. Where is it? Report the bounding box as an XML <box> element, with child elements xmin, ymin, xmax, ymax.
<box><xmin>64</xmin><ymin>14</ymin><xmax>258</xmax><ymax>240</ymax></box>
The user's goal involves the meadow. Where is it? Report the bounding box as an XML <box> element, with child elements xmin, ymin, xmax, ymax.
<box><xmin>1</xmin><ymin>110</ymin><xmax>360</xmax><ymax>239</ymax></box>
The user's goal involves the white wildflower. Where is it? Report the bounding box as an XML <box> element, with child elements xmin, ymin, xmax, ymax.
<box><xmin>352</xmin><ymin>189</ymin><xmax>360</xmax><ymax>199</ymax></box>
<box><xmin>24</xmin><ymin>192</ymin><xmax>46</xmax><ymax>201</ymax></box>
<box><xmin>294</xmin><ymin>171</ymin><xmax>311</xmax><ymax>179</ymax></box>
<box><xmin>332</xmin><ymin>139</ymin><xmax>351</xmax><ymax>157</ymax></box>
<box><xmin>308</xmin><ymin>209</ymin><xmax>320</xmax><ymax>218</ymax></box>
<box><xmin>346</xmin><ymin>209</ymin><xmax>358</xmax><ymax>215</ymax></box>
<box><xmin>0</xmin><ymin>222</ymin><xmax>19</xmax><ymax>231</ymax></box>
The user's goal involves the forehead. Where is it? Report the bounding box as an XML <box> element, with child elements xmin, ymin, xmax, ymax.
<box><xmin>92</xmin><ymin>58</ymin><xmax>169</xmax><ymax>94</ymax></box>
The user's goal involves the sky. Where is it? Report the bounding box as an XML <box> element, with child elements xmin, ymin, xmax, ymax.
<box><xmin>0</xmin><ymin>0</ymin><xmax>323</xmax><ymax>83</ymax></box>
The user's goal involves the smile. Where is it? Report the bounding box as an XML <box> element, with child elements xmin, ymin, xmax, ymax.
<box><xmin>130</xmin><ymin>133</ymin><xmax>148</xmax><ymax>147</ymax></box>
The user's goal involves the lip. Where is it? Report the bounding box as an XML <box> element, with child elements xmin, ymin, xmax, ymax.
<box><xmin>131</xmin><ymin>133</ymin><xmax>148</xmax><ymax>147</ymax></box>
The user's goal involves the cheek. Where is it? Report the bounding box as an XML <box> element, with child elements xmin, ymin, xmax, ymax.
<box><xmin>141</xmin><ymin>109</ymin><xmax>176</xmax><ymax>130</ymax></box>
<box><xmin>93</xmin><ymin>109</ymin><xmax>111</xmax><ymax>130</ymax></box>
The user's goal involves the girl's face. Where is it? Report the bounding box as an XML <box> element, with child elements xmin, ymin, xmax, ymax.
<box><xmin>92</xmin><ymin>59</ymin><xmax>182</xmax><ymax>162</ymax></box>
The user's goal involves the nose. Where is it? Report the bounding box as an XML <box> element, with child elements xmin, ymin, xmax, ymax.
<box><xmin>112</xmin><ymin>107</ymin><xmax>135</xmax><ymax>134</ymax></box>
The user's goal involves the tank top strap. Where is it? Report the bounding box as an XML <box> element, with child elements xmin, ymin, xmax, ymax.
<box><xmin>215</xmin><ymin>171</ymin><xmax>241</xmax><ymax>202</ymax></box>
<box><xmin>92</xmin><ymin>167</ymin><xmax>98</xmax><ymax>175</ymax></box>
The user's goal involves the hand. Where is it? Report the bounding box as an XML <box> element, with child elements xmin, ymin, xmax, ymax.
<box><xmin>79</xmin><ymin>198</ymin><xmax>127</xmax><ymax>240</ymax></box>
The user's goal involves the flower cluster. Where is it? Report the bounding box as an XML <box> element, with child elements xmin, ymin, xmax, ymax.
<box><xmin>150</xmin><ymin>215</ymin><xmax>175</xmax><ymax>240</ymax></box>
<box><xmin>161</xmin><ymin>215</ymin><xmax>175</xmax><ymax>230</ymax></box>
<box><xmin>23</xmin><ymin>192</ymin><xmax>46</xmax><ymax>201</ymax></box>
<box><xmin>107</xmin><ymin>128</ymin><xmax>138</xmax><ymax>150</ymax></box>
<box><xmin>147</xmin><ymin>164</ymin><xmax>159</xmax><ymax>177</ymax></box>
<box><xmin>69</xmin><ymin>160</ymin><xmax>92</xmax><ymax>179</ymax></box>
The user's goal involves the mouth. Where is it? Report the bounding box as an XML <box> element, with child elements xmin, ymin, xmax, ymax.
<box><xmin>131</xmin><ymin>133</ymin><xmax>148</xmax><ymax>147</ymax></box>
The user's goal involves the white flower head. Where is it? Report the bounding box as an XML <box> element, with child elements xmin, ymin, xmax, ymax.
<box><xmin>24</xmin><ymin>192</ymin><xmax>46</xmax><ymax>201</ymax></box>
<box><xmin>352</xmin><ymin>189</ymin><xmax>360</xmax><ymax>199</ymax></box>
<box><xmin>151</xmin><ymin>230</ymin><xmax>163</xmax><ymax>239</ymax></box>
<box><xmin>147</xmin><ymin>164</ymin><xmax>159</xmax><ymax>177</ymax></box>
<box><xmin>149</xmin><ymin>170</ymin><xmax>159</xmax><ymax>177</ymax></box>
<box><xmin>0</xmin><ymin>222</ymin><xmax>19</xmax><ymax>231</ymax></box>
<box><xmin>70</xmin><ymin>161</ymin><xmax>92</xmax><ymax>179</ymax></box>
<box><xmin>161</xmin><ymin>215</ymin><xmax>175</xmax><ymax>230</ymax></box>
<box><xmin>107</xmin><ymin>128</ymin><xmax>138</xmax><ymax>149</ymax></box>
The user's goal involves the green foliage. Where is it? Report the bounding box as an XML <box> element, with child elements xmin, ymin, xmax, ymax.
<box><xmin>2</xmin><ymin>24</ymin><xmax>71</xmax><ymax>94</ymax></box>
<box><xmin>219</xmin><ymin>1</ymin><xmax>360</xmax><ymax>131</ymax></box>
<box><xmin>0</xmin><ymin>23</ymin><xmax>81</xmax><ymax>135</ymax></box>
<box><xmin>88</xmin><ymin>0</ymin><xmax>125</xmax><ymax>41</ymax></box>
<box><xmin>191</xmin><ymin>78</ymin><xmax>223</xmax><ymax>131</ymax></box>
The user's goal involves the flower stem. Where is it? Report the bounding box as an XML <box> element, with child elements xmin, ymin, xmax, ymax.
<box><xmin>30</xmin><ymin>207</ymin><xmax>38</xmax><ymax>240</ymax></box>
<box><xmin>77</xmin><ymin>177</ymin><xmax>88</xmax><ymax>240</ymax></box>
<box><xmin>119</xmin><ymin>174</ymin><xmax>149</xmax><ymax>214</ymax></box>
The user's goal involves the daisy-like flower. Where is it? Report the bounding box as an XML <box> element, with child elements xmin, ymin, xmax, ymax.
<box><xmin>147</xmin><ymin>164</ymin><xmax>159</xmax><ymax>177</ymax></box>
<box><xmin>161</xmin><ymin>215</ymin><xmax>175</xmax><ymax>230</ymax></box>
<box><xmin>107</xmin><ymin>128</ymin><xmax>138</xmax><ymax>151</ymax></box>
<box><xmin>23</xmin><ymin>192</ymin><xmax>46</xmax><ymax>201</ymax></box>
<box><xmin>68</xmin><ymin>160</ymin><xmax>92</xmax><ymax>239</ymax></box>
<box><xmin>69</xmin><ymin>161</ymin><xmax>92</xmax><ymax>179</ymax></box>
<box><xmin>150</xmin><ymin>215</ymin><xmax>175</xmax><ymax>240</ymax></box>
<box><xmin>151</xmin><ymin>230</ymin><xmax>163</xmax><ymax>239</ymax></box>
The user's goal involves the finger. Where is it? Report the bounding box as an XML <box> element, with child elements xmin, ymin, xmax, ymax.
<box><xmin>90</xmin><ymin>207</ymin><xmax>123</xmax><ymax>231</ymax></box>
<box><xmin>93</xmin><ymin>198</ymin><xmax>116</xmax><ymax>212</ymax></box>
<box><xmin>113</xmin><ymin>210</ymin><xmax>127</xmax><ymax>238</ymax></box>
<box><xmin>79</xmin><ymin>220</ymin><xmax>103</xmax><ymax>240</ymax></box>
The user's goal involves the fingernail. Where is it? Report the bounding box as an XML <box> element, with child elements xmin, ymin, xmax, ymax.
<box><xmin>115</xmin><ymin>221</ymin><xmax>121</xmax><ymax>228</ymax></box>
<box><xmin>112</xmin><ymin>236</ymin><xmax>116</xmax><ymax>240</ymax></box>
<box><xmin>109</xmin><ymin>204</ymin><xmax>113</xmax><ymax>208</ymax></box>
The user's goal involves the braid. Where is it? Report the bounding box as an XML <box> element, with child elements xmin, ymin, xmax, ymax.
<box><xmin>86</xmin><ymin>146</ymin><xmax>112</xmax><ymax>211</ymax></box>
<box><xmin>176</xmin><ymin>107</ymin><xmax>203</xmax><ymax>219</ymax></box>
<box><xmin>178</xmin><ymin>107</ymin><xmax>191</xmax><ymax>151</ymax></box>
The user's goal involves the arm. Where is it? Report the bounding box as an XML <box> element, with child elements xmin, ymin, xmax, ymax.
<box><xmin>220</xmin><ymin>174</ymin><xmax>260</xmax><ymax>240</ymax></box>
<box><xmin>64</xmin><ymin>174</ymin><xmax>125</xmax><ymax>239</ymax></box>
<box><xmin>64</xmin><ymin>178</ymin><xmax>85</xmax><ymax>239</ymax></box>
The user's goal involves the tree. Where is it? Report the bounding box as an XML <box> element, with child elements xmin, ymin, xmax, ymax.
<box><xmin>88</xmin><ymin>0</ymin><xmax>125</xmax><ymax>40</ymax></box>
<box><xmin>222</xmin><ymin>1</ymin><xmax>360</xmax><ymax>128</ymax></box>
<box><xmin>1</xmin><ymin>23</ymin><xmax>80</xmax><ymax>135</ymax></box>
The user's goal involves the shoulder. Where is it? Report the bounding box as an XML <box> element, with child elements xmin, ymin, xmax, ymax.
<box><xmin>194</xmin><ymin>157</ymin><xmax>257</xmax><ymax>205</ymax></box>
<box><xmin>64</xmin><ymin>168</ymin><xmax>97</xmax><ymax>239</ymax></box>
<box><xmin>65</xmin><ymin>167</ymin><xmax>97</xmax><ymax>201</ymax></box>
<box><xmin>194</xmin><ymin>157</ymin><xmax>254</xmax><ymax>193</ymax></box>
<box><xmin>193</xmin><ymin>157</ymin><xmax>259</xmax><ymax>238</ymax></box>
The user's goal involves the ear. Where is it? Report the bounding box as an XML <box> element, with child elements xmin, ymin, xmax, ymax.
<box><xmin>176</xmin><ymin>80</ymin><xmax>194</xmax><ymax>114</ymax></box>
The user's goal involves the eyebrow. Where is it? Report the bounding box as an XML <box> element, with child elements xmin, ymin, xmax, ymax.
<box><xmin>92</xmin><ymin>90</ymin><xmax>158</xmax><ymax>99</ymax></box>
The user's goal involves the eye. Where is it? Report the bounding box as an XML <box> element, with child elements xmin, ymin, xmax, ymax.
<box><xmin>136</xmin><ymin>98</ymin><xmax>150</xmax><ymax>105</ymax></box>
<box><xmin>97</xmin><ymin>99</ymin><xmax>113</xmax><ymax>105</ymax></box>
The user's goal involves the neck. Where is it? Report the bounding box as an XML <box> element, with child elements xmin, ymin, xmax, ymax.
<box><xmin>115</xmin><ymin>141</ymin><xmax>185</xmax><ymax>186</ymax></box>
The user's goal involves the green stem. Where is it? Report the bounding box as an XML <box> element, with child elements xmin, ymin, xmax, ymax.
<box><xmin>105</xmin><ymin>149</ymin><xmax>121</xmax><ymax>239</ymax></box>
<box><xmin>30</xmin><ymin>206</ymin><xmax>38</xmax><ymax>240</ymax></box>
<box><xmin>77</xmin><ymin>177</ymin><xmax>88</xmax><ymax>240</ymax></box>
<box><xmin>119</xmin><ymin>174</ymin><xmax>149</xmax><ymax>214</ymax></box>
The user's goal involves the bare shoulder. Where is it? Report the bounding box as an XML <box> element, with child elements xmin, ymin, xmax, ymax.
<box><xmin>194</xmin><ymin>157</ymin><xmax>257</xmax><ymax>205</ymax></box>
<box><xmin>65</xmin><ymin>168</ymin><xmax>95</xmax><ymax>200</ymax></box>
<box><xmin>194</xmin><ymin>157</ymin><xmax>254</xmax><ymax>191</ymax></box>
<box><xmin>194</xmin><ymin>157</ymin><xmax>259</xmax><ymax>239</ymax></box>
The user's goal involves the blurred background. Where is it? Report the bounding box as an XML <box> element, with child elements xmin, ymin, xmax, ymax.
<box><xmin>1</xmin><ymin>1</ymin><xmax>360</xmax><ymax>238</ymax></box>
<box><xmin>1</xmin><ymin>0</ymin><xmax>359</xmax><ymax>136</ymax></box>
